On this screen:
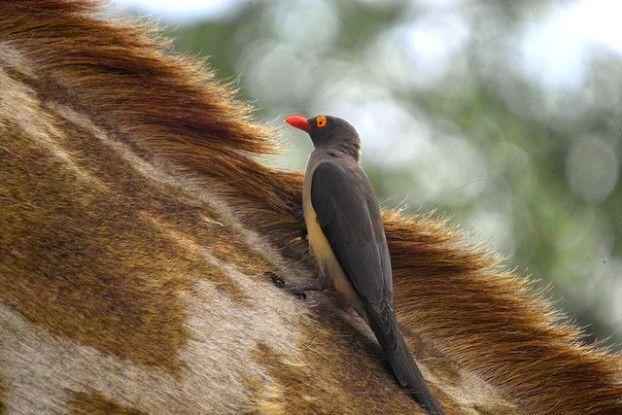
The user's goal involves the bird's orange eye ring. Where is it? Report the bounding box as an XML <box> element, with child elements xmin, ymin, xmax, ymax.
<box><xmin>316</xmin><ymin>115</ymin><xmax>328</xmax><ymax>128</ymax></box>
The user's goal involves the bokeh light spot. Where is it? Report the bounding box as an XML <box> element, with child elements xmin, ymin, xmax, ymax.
<box><xmin>566</xmin><ymin>137</ymin><xmax>618</xmax><ymax>203</ymax></box>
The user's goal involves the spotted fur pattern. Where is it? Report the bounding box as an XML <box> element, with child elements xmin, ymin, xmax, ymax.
<box><xmin>0</xmin><ymin>1</ymin><xmax>620</xmax><ymax>414</ymax></box>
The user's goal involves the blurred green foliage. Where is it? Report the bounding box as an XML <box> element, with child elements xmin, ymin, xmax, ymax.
<box><xmin>162</xmin><ymin>0</ymin><xmax>621</xmax><ymax>347</ymax></box>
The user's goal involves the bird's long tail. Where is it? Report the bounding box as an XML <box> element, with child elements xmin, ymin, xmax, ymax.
<box><xmin>366</xmin><ymin>305</ymin><xmax>445</xmax><ymax>415</ymax></box>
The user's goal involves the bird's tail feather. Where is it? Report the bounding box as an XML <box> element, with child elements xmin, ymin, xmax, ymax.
<box><xmin>366</xmin><ymin>305</ymin><xmax>445</xmax><ymax>415</ymax></box>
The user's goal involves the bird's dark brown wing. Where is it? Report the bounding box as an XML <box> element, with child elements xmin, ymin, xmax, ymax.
<box><xmin>310</xmin><ymin>161</ymin><xmax>392</xmax><ymax>306</ymax></box>
<box><xmin>311</xmin><ymin>161</ymin><xmax>445</xmax><ymax>415</ymax></box>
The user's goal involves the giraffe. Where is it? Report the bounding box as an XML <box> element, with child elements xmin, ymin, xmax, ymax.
<box><xmin>1</xmin><ymin>1</ymin><xmax>621</xmax><ymax>414</ymax></box>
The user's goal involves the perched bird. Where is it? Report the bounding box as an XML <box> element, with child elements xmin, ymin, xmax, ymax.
<box><xmin>285</xmin><ymin>114</ymin><xmax>445</xmax><ymax>415</ymax></box>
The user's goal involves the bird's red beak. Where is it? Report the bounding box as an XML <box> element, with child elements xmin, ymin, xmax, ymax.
<box><xmin>285</xmin><ymin>115</ymin><xmax>309</xmax><ymax>132</ymax></box>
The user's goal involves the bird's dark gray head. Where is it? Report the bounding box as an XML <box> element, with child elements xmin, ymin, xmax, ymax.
<box><xmin>286</xmin><ymin>114</ymin><xmax>361</xmax><ymax>160</ymax></box>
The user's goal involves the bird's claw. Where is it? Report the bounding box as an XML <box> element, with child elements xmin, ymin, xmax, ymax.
<box><xmin>269</xmin><ymin>272</ymin><xmax>286</xmax><ymax>288</ymax></box>
<box><xmin>269</xmin><ymin>273</ymin><xmax>306</xmax><ymax>298</ymax></box>
<box><xmin>270</xmin><ymin>273</ymin><xmax>323</xmax><ymax>300</ymax></box>
<box><xmin>287</xmin><ymin>286</ymin><xmax>308</xmax><ymax>300</ymax></box>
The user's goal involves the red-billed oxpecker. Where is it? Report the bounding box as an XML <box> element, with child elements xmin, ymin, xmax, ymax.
<box><xmin>285</xmin><ymin>114</ymin><xmax>445</xmax><ymax>415</ymax></box>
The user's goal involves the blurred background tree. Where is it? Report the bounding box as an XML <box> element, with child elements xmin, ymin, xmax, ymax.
<box><xmin>111</xmin><ymin>0</ymin><xmax>622</xmax><ymax>348</ymax></box>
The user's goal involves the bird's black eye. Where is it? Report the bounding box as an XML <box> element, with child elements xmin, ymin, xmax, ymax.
<box><xmin>316</xmin><ymin>115</ymin><xmax>328</xmax><ymax>128</ymax></box>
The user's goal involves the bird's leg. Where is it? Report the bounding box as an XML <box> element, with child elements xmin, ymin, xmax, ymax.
<box><xmin>271</xmin><ymin>272</ymin><xmax>328</xmax><ymax>300</ymax></box>
<box><xmin>284</xmin><ymin>278</ymin><xmax>324</xmax><ymax>299</ymax></box>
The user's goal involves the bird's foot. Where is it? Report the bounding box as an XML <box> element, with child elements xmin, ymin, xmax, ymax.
<box><xmin>284</xmin><ymin>281</ymin><xmax>324</xmax><ymax>300</ymax></box>
<box><xmin>269</xmin><ymin>273</ymin><xmax>286</xmax><ymax>288</ymax></box>
<box><xmin>270</xmin><ymin>274</ymin><xmax>324</xmax><ymax>300</ymax></box>
<box><xmin>286</xmin><ymin>285</ymin><xmax>310</xmax><ymax>300</ymax></box>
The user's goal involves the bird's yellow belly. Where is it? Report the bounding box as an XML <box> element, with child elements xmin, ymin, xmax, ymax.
<box><xmin>303</xmin><ymin>198</ymin><xmax>364</xmax><ymax>314</ymax></box>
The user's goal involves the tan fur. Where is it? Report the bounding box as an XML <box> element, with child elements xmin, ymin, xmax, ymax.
<box><xmin>0</xmin><ymin>1</ymin><xmax>621</xmax><ymax>414</ymax></box>
<box><xmin>0</xmin><ymin>378</ymin><xmax>5</xmax><ymax>415</ymax></box>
